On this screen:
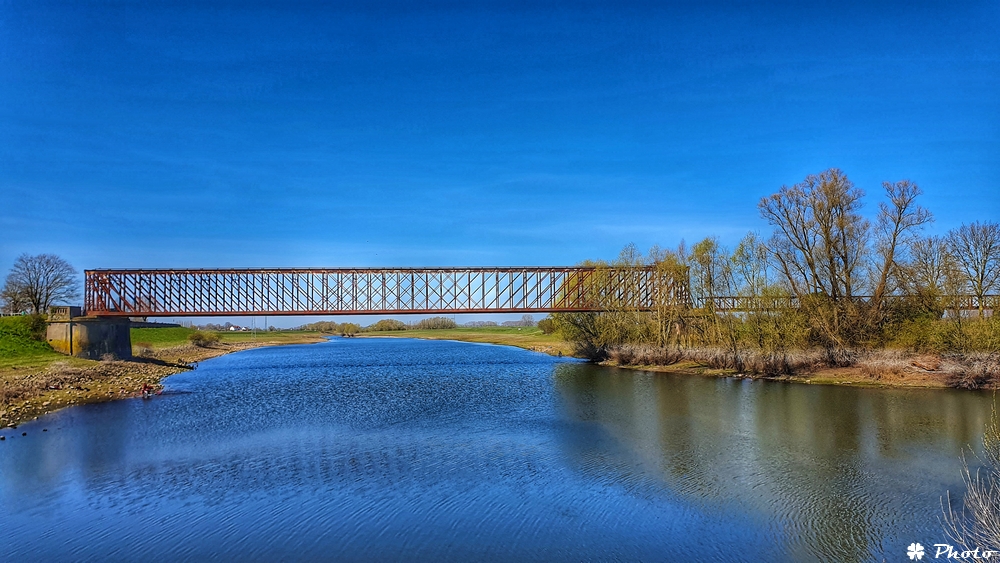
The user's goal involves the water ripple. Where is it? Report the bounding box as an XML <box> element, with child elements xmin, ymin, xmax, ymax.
<box><xmin>0</xmin><ymin>338</ymin><xmax>990</xmax><ymax>562</ymax></box>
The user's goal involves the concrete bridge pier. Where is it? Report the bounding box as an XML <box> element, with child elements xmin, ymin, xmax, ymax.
<box><xmin>46</xmin><ymin>306</ymin><xmax>132</xmax><ymax>360</ymax></box>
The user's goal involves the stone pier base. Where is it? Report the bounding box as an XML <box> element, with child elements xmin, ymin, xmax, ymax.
<box><xmin>46</xmin><ymin>317</ymin><xmax>132</xmax><ymax>360</ymax></box>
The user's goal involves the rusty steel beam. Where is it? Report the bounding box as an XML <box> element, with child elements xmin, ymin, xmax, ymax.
<box><xmin>84</xmin><ymin>267</ymin><xmax>691</xmax><ymax>317</ymax></box>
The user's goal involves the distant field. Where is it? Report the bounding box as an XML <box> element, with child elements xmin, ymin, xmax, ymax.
<box><xmin>130</xmin><ymin>326</ymin><xmax>198</xmax><ymax>348</ymax></box>
<box><xmin>130</xmin><ymin>327</ymin><xmax>325</xmax><ymax>350</ymax></box>
<box><xmin>213</xmin><ymin>330</ymin><xmax>325</xmax><ymax>345</ymax></box>
<box><xmin>363</xmin><ymin>326</ymin><xmax>574</xmax><ymax>356</ymax></box>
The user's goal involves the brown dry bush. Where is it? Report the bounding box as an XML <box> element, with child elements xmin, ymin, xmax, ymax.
<box><xmin>739</xmin><ymin>349</ymin><xmax>826</xmax><ymax>376</ymax></box>
<box><xmin>605</xmin><ymin>345</ymin><xmax>829</xmax><ymax>376</ymax></box>
<box><xmin>857</xmin><ymin>350</ymin><xmax>912</xmax><ymax>382</ymax></box>
<box><xmin>943</xmin><ymin>353</ymin><xmax>1000</xmax><ymax>390</ymax></box>
<box><xmin>606</xmin><ymin>345</ymin><xmax>684</xmax><ymax>366</ymax></box>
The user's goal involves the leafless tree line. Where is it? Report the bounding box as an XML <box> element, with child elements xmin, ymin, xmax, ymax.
<box><xmin>554</xmin><ymin>168</ymin><xmax>999</xmax><ymax>364</ymax></box>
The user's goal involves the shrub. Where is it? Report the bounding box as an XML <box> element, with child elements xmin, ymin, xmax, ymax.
<box><xmin>857</xmin><ymin>350</ymin><xmax>911</xmax><ymax>381</ymax></box>
<box><xmin>944</xmin><ymin>353</ymin><xmax>1000</xmax><ymax>390</ymax></box>
<box><xmin>604</xmin><ymin>344</ymin><xmax>829</xmax><ymax>376</ymax></box>
<box><xmin>415</xmin><ymin>317</ymin><xmax>456</xmax><ymax>330</ymax></box>
<box><xmin>367</xmin><ymin>319</ymin><xmax>407</xmax><ymax>331</ymax></box>
<box><xmin>188</xmin><ymin>331</ymin><xmax>220</xmax><ymax>347</ymax></box>
<box><xmin>537</xmin><ymin>318</ymin><xmax>556</xmax><ymax>334</ymax></box>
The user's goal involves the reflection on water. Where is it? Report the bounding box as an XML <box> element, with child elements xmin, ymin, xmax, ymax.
<box><xmin>0</xmin><ymin>338</ymin><xmax>993</xmax><ymax>562</ymax></box>
<box><xmin>554</xmin><ymin>364</ymin><xmax>993</xmax><ymax>561</ymax></box>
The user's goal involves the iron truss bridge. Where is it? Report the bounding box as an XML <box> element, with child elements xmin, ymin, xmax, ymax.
<box><xmin>84</xmin><ymin>267</ymin><xmax>691</xmax><ymax>317</ymax></box>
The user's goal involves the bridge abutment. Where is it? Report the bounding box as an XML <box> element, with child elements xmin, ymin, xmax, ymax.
<box><xmin>46</xmin><ymin>307</ymin><xmax>132</xmax><ymax>360</ymax></box>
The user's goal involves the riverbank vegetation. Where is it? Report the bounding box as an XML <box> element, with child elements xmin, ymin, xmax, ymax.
<box><xmin>552</xmin><ymin>169</ymin><xmax>999</xmax><ymax>388</ymax></box>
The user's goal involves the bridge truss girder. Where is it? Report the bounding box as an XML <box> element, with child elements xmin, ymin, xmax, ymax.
<box><xmin>84</xmin><ymin>267</ymin><xmax>691</xmax><ymax>317</ymax></box>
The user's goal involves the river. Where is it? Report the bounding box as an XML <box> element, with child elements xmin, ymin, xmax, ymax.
<box><xmin>1</xmin><ymin>337</ymin><xmax>993</xmax><ymax>562</ymax></box>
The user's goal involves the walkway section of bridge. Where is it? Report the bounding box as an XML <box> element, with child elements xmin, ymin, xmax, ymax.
<box><xmin>84</xmin><ymin>267</ymin><xmax>691</xmax><ymax>317</ymax></box>
<box><xmin>696</xmin><ymin>294</ymin><xmax>998</xmax><ymax>312</ymax></box>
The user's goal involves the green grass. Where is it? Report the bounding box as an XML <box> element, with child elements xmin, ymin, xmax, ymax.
<box><xmin>365</xmin><ymin>326</ymin><xmax>574</xmax><ymax>356</ymax></box>
<box><xmin>0</xmin><ymin>315</ymin><xmax>84</xmax><ymax>372</ymax></box>
<box><xmin>131</xmin><ymin>327</ymin><xmax>325</xmax><ymax>350</ymax></box>
<box><xmin>131</xmin><ymin>326</ymin><xmax>199</xmax><ymax>348</ymax></box>
<box><xmin>0</xmin><ymin>316</ymin><xmax>54</xmax><ymax>358</ymax></box>
<box><xmin>212</xmin><ymin>330</ymin><xmax>323</xmax><ymax>344</ymax></box>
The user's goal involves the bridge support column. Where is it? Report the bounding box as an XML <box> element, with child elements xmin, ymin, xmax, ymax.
<box><xmin>46</xmin><ymin>311</ymin><xmax>132</xmax><ymax>360</ymax></box>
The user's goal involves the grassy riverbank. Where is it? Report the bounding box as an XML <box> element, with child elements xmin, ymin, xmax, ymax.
<box><xmin>358</xmin><ymin>326</ymin><xmax>575</xmax><ymax>357</ymax></box>
<box><xmin>361</xmin><ymin>322</ymin><xmax>985</xmax><ymax>390</ymax></box>
<box><xmin>0</xmin><ymin>322</ymin><xmax>325</xmax><ymax>428</ymax></box>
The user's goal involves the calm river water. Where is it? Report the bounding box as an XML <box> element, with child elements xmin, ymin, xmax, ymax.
<box><xmin>1</xmin><ymin>338</ymin><xmax>994</xmax><ymax>562</ymax></box>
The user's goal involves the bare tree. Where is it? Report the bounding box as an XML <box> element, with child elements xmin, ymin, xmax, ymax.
<box><xmin>871</xmin><ymin>180</ymin><xmax>932</xmax><ymax>309</ymax></box>
<box><xmin>648</xmin><ymin>243</ymin><xmax>689</xmax><ymax>348</ymax></box>
<box><xmin>947</xmin><ymin>222</ymin><xmax>1000</xmax><ymax>317</ymax></box>
<box><xmin>0</xmin><ymin>281</ymin><xmax>30</xmax><ymax>314</ymax></box>
<box><xmin>759</xmin><ymin>169</ymin><xmax>869</xmax><ymax>347</ymax></box>
<box><xmin>908</xmin><ymin>236</ymin><xmax>955</xmax><ymax>294</ymax></box>
<box><xmin>902</xmin><ymin>235</ymin><xmax>964</xmax><ymax>315</ymax></box>
<box><xmin>731</xmin><ymin>231</ymin><xmax>769</xmax><ymax>298</ymax></box>
<box><xmin>690</xmin><ymin>237</ymin><xmax>731</xmax><ymax>311</ymax></box>
<box><xmin>759</xmin><ymin>168</ymin><xmax>868</xmax><ymax>301</ymax></box>
<box><xmin>2</xmin><ymin>254</ymin><xmax>80</xmax><ymax>315</ymax></box>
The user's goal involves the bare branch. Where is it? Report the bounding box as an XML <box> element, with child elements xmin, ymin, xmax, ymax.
<box><xmin>948</xmin><ymin>222</ymin><xmax>1000</xmax><ymax>317</ymax></box>
<box><xmin>3</xmin><ymin>254</ymin><xmax>80</xmax><ymax>315</ymax></box>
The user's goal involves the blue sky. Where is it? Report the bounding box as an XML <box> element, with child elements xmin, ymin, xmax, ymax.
<box><xmin>1</xmin><ymin>1</ymin><xmax>998</xmax><ymax>323</ymax></box>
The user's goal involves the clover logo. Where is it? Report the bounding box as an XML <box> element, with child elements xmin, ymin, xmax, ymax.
<box><xmin>907</xmin><ymin>543</ymin><xmax>925</xmax><ymax>560</ymax></box>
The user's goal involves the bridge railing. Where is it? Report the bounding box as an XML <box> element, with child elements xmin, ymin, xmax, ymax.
<box><xmin>84</xmin><ymin>267</ymin><xmax>691</xmax><ymax>317</ymax></box>
<box><xmin>693</xmin><ymin>294</ymin><xmax>999</xmax><ymax>312</ymax></box>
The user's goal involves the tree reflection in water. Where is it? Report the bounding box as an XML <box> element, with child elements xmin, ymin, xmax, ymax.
<box><xmin>553</xmin><ymin>363</ymin><xmax>993</xmax><ymax>561</ymax></box>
